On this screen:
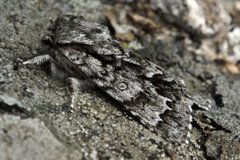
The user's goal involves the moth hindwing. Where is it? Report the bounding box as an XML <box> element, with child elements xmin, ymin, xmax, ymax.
<box><xmin>46</xmin><ymin>15</ymin><xmax>194</xmax><ymax>143</ymax></box>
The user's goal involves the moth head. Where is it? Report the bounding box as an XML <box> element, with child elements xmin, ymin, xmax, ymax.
<box><xmin>53</xmin><ymin>15</ymin><xmax>112</xmax><ymax>46</ymax></box>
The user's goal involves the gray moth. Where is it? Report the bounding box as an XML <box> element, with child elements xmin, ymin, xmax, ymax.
<box><xmin>26</xmin><ymin>15</ymin><xmax>196</xmax><ymax>143</ymax></box>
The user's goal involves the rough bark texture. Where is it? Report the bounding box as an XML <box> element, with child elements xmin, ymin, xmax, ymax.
<box><xmin>0</xmin><ymin>0</ymin><xmax>239</xmax><ymax>159</ymax></box>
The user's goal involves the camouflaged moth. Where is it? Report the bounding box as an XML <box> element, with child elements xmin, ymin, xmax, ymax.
<box><xmin>24</xmin><ymin>15</ymin><xmax>195</xmax><ymax>143</ymax></box>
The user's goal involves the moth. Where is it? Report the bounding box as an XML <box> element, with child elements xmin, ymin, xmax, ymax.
<box><xmin>24</xmin><ymin>15</ymin><xmax>195</xmax><ymax>143</ymax></box>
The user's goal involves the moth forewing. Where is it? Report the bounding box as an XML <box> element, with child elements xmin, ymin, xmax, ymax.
<box><xmin>43</xmin><ymin>15</ymin><xmax>195</xmax><ymax>143</ymax></box>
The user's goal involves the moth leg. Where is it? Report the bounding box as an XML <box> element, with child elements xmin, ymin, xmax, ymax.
<box><xmin>23</xmin><ymin>54</ymin><xmax>52</xmax><ymax>65</ymax></box>
<box><xmin>67</xmin><ymin>77</ymin><xmax>79</xmax><ymax>110</ymax></box>
<box><xmin>67</xmin><ymin>77</ymin><xmax>94</xmax><ymax>110</ymax></box>
<box><xmin>67</xmin><ymin>77</ymin><xmax>94</xmax><ymax>93</ymax></box>
<box><xmin>22</xmin><ymin>55</ymin><xmax>69</xmax><ymax>79</ymax></box>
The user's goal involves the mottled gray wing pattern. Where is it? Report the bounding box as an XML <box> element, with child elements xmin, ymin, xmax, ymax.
<box><xmin>51</xmin><ymin>15</ymin><xmax>193</xmax><ymax>142</ymax></box>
